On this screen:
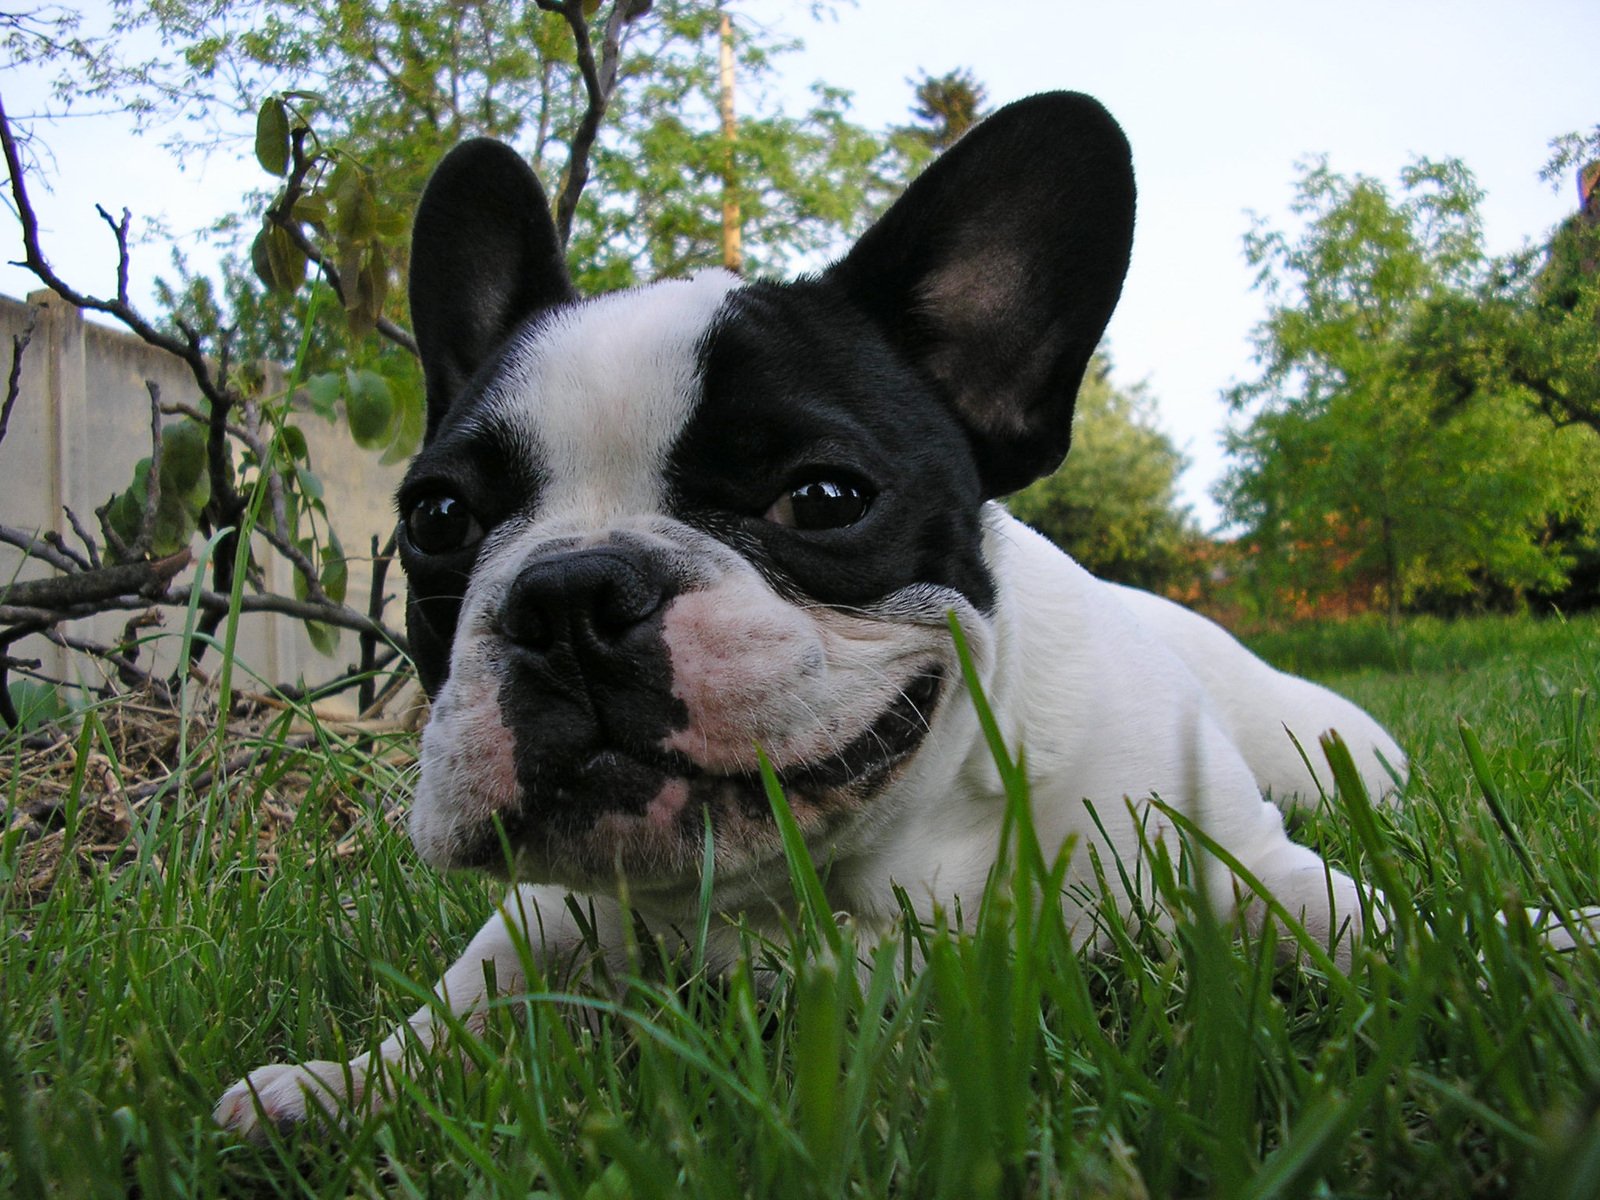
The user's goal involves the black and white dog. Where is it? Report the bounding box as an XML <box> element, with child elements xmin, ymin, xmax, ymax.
<box><xmin>216</xmin><ymin>92</ymin><xmax>1405</xmax><ymax>1135</ymax></box>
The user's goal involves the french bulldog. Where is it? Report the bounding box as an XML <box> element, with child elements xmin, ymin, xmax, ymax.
<box><xmin>214</xmin><ymin>91</ymin><xmax>1406</xmax><ymax>1137</ymax></box>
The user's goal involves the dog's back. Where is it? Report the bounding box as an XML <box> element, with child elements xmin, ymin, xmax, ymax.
<box><xmin>1104</xmin><ymin>579</ymin><xmax>1405</xmax><ymax>808</ymax></box>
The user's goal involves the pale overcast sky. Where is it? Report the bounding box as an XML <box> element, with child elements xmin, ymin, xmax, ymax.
<box><xmin>4</xmin><ymin>0</ymin><xmax>1597</xmax><ymax>526</ymax></box>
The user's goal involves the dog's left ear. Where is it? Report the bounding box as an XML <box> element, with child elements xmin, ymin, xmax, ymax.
<box><xmin>826</xmin><ymin>92</ymin><xmax>1135</xmax><ymax>497</ymax></box>
<box><xmin>409</xmin><ymin>139</ymin><xmax>577</xmax><ymax>438</ymax></box>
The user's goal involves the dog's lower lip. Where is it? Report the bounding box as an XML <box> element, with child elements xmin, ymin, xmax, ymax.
<box><xmin>520</xmin><ymin>667</ymin><xmax>944</xmax><ymax>805</ymax></box>
<box><xmin>577</xmin><ymin>746</ymin><xmax>699</xmax><ymax>779</ymax></box>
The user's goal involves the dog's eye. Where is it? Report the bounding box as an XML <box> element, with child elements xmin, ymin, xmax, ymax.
<box><xmin>405</xmin><ymin>495</ymin><xmax>483</xmax><ymax>555</ymax></box>
<box><xmin>765</xmin><ymin>480</ymin><xmax>873</xmax><ymax>530</ymax></box>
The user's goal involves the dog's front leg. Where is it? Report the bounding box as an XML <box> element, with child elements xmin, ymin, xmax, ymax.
<box><xmin>213</xmin><ymin>883</ymin><xmax>607</xmax><ymax>1139</ymax></box>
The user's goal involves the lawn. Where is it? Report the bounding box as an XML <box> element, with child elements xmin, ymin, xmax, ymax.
<box><xmin>2</xmin><ymin>612</ymin><xmax>1598</xmax><ymax>1197</ymax></box>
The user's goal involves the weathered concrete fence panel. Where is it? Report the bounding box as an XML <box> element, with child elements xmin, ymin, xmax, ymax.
<box><xmin>1</xmin><ymin>290</ymin><xmax>407</xmax><ymax>711</ymax></box>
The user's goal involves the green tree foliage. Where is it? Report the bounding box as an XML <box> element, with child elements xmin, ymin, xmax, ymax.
<box><xmin>1006</xmin><ymin>356</ymin><xmax>1198</xmax><ymax>593</ymax></box>
<box><xmin>30</xmin><ymin>1</ymin><xmax>914</xmax><ymax>296</ymax></box>
<box><xmin>47</xmin><ymin>0</ymin><xmax>924</xmax><ymax>460</ymax></box>
<box><xmin>902</xmin><ymin>68</ymin><xmax>988</xmax><ymax>152</ymax></box>
<box><xmin>1406</xmin><ymin>127</ymin><xmax>1600</xmax><ymax>440</ymax></box>
<box><xmin>1219</xmin><ymin>157</ymin><xmax>1600</xmax><ymax>623</ymax></box>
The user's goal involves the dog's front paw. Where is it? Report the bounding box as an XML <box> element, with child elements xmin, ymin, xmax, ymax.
<box><xmin>213</xmin><ymin>1059</ymin><xmax>366</xmax><ymax>1140</ymax></box>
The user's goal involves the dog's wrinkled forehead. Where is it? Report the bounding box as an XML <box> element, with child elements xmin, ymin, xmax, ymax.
<box><xmin>470</xmin><ymin>269</ymin><xmax>741</xmax><ymax>526</ymax></box>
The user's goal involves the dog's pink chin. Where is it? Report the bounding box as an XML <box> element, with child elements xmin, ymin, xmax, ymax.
<box><xmin>645</xmin><ymin>778</ymin><xmax>691</xmax><ymax>830</ymax></box>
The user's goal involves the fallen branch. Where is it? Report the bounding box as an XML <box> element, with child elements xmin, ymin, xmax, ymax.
<box><xmin>124</xmin><ymin>731</ymin><xmax>322</xmax><ymax>803</ymax></box>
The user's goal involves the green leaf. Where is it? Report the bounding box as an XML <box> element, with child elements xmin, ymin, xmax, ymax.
<box><xmin>344</xmin><ymin>368</ymin><xmax>395</xmax><ymax>449</ymax></box>
<box><xmin>304</xmin><ymin>619</ymin><xmax>340</xmax><ymax>656</ymax></box>
<box><xmin>250</xmin><ymin>222</ymin><xmax>308</xmax><ymax>294</ymax></box>
<box><xmin>294</xmin><ymin>465</ymin><xmax>325</xmax><ymax>503</ymax></box>
<box><xmin>254</xmin><ymin>96</ymin><xmax>291</xmax><ymax>177</ymax></box>
<box><xmin>157</xmin><ymin>420</ymin><xmax>208</xmax><ymax>496</ymax></box>
<box><xmin>300</xmin><ymin>371</ymin><xmax>344</xmax><ymax>419</ymax></box>
<box><xmin>379</xmin><ymin>383</ymin><xmax>426</xmax><ymax>465</ymax></box>
<box><xmin>319</xmin><ymin>544</ymin><xmax>349</xmax><ymax>605</ymax></box>
<box><xmin>334</xmin><ymin>166</ymin><xmax>377</xmax><ymax>242</ymax></box>
<box><xmin>281</xmin><ymin>424</ymin><xmax>309</xmax><ymax>462</ymax></box>
<box><xmin>105</xmin><ymin>488</ymin><xmax>143</xmax><ymax>552</ymax></box>
<box><xmin>266</xmin><ymin>224</ymin><xmax>308</xmax><ymax>294</ymax></box>
<box><xmin>373</xmin><ymin>207</ymin><xmax>410</xmax><ymax>239</ymax></box>
<box><xmin>290</xmin><ymin>191</ymin><xmax>330</xmax><ymax>228</ymax></box>
<box><xmin>249</xmin><ymin>227</ymin><xmax>277</xmax><ymax>291</ymax></box>
<box><xmin>150</xmin><ymin>491</ymin><xmax>196</xmax><ymax>556</ymax></box>
<box><xmin>292</xmin><ymin>541</ymin><xmax>316</xmax><ymax>602</ymax></box>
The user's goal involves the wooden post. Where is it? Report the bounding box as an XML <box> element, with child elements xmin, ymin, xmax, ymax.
<box><xmin>719</xmin><ymin>11</ymin><xmax>742</xmax><ymax>273</ymax></box>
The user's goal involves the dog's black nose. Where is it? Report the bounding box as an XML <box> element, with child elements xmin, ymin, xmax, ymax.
<box><xmin>500</xmin><ymin>547</ymin><xmax>669</xmax><ymax>656</ymax></box>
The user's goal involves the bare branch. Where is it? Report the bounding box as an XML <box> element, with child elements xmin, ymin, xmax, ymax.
<box><xmin>0</xmin><ymin>659</ymin><xmax>24</xmax><ymax>727</ymax></box>
<box><xmin>93</xmin><ymin>495</ymin><xmax>134</xmax><ymax>564</ymax></box>
<box><xmin>269</xmin><ymin>644</ymin><xmax>404</xmax><ymax>709</ymax></box>
<box><xmin>160</xmin><ymin>398</ymin><xmax>262</xmax><ymax>450</ymax></box>
<box><xmin>1</xmin><ymin>93</ymin><xmax>237</xmax><ymax>419</ymax></box>
<box><xmin>0</xmin><ymin>586</ymin><xmax>406</xmax><ymax>647</ymax></box>
<box><xmin>537</xmin><ymin>0</ymin><xmax>646</xmax><ymax>246</ymax></box>
<box><xmin>0</xmin><ymin>549</ymin><xmax>191</xmax><ymax>609</ymax></box>
<box><xmin>43</xmin><ymin>624</ymin><xmax>170</xmax><ymax>700</ymax></box>
<box><xmin>0</xmin><ymin>616</ymin><xmax>47</xmax><ymax>729</ymax></box>
<box><xmin>124</xmin><ymin>731</ymin><xmax>322</xmax><ymax>803</ymax></box>
<box><xmin>131</xmin><ymin>381</ymin><xmax>163</xmax><ymax>561</ymax></box>
<box><xmin>0</xmin><ymin>91</ymin><xmax>415</xmax><ymax>695</ymax></box>
<box><xmin>0</xmin><ymin>306</ymin><xmax>35</xmax><ymax>449</ymax></box>
<box><xmin>46</xmin><ymin>525</ymin><xmax>94</xmax><ymax>571</ymax></box>
<box><xmin>358</xmin><ymin>530</ymin><xmax>396</xmax><ymax>712</ymax></box>
<box><xmin>94</xmin><ymin>203</ymin><xmax>133</xmax><ymax>307</ymax></box>
<box><xmin>0</xmin><ymin>523</ymin><xmax>80</xmax><ymax>573</ymax></box>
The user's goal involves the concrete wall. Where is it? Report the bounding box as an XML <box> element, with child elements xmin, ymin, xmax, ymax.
<box><xmin>1</xmin><ymin>290</ymin><xmax>408</xmax><ymax>710</ymax></box>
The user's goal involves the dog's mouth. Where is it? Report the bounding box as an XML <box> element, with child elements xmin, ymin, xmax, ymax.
<box><xmin>458</xmin><ymin>668</ymin><xmax>945</xmax><ymax>876</ymax></box>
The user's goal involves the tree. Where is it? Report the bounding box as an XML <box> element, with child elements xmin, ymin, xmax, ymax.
<box><xmin>1006</xmin><ymin>356</ymin><xmax>1198</xmax><ymax>593</ymax></box>
<box><xmin>903</xmin><ymin>68</ymin><xmax>988</xmax><ymax>152</ymax></box>
<box><xmin>1218</xmin><ymin>157</ymin><xmax>1600</xmax><ymax>625</ymax></box>
<box><xmin>14</xmin><ymin>0</ymin><xmax>918</xmax><ymax>464</ymax></box>
<box><xmin>1406</xmin><ymin>128</ymin><xmax>1600</xmax><ymax>441</ymax></box>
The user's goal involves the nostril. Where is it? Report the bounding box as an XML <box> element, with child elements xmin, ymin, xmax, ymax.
<box><xmin>500</xmin><ymin>602</ymin><xmax>555</xmax><ymax>652</ymax></box>
<box><xmin>591</xmin><ymin>575</ymin><xmax>665</xmax><ymax>639</ymax></box>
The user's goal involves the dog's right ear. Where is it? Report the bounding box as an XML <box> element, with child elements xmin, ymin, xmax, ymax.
<box><xmin>409</xmin><ymin>139</ymin><xmax>576</xmax><ymax>437</ymax></box>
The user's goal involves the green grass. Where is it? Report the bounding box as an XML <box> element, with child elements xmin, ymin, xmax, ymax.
<box><xmin>3</xmin><ymin>612</ymin><xmax>1599</xmax><ymax>1197</ymax></box>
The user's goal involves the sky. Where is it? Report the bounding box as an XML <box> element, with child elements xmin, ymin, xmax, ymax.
<box><xmin>4</xmin><ymin>0</ymin><xmax>1597</xmax><ymax>528</ymax></box>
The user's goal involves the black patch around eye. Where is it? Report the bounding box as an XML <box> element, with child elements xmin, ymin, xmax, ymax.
<box><xmin>670</xmin><ymin>281</ymin><xmax>997</xmax><ymax>614</ymax></box>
